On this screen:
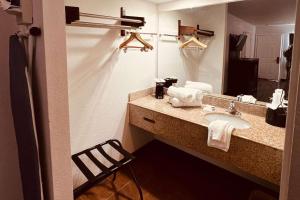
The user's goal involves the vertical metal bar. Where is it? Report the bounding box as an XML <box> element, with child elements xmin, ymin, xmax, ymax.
<box><xmin>121</xmin><ymin>7</ymin><xmax>126</xmax><ymax>36</ymax></box>
<box><xmin>178</xmin><ymin>20</ymin><xmax>181</xmax><ymax>38</ymax></box>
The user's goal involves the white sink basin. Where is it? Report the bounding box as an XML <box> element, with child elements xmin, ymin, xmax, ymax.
<box><xmin>204</xmin><ymin>113</ymin><xmax>251</xmax><ymax>130</ymax></box>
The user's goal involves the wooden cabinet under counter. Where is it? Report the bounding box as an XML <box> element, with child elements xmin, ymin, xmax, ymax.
<box><xmin>129</xmin><ymin>104</ymin><xmax>156</xmax><ymax>133</ymax></box>
<box><xmin>128</xmin><ymin>95</ymin><xmax>285</xmax><ymax>187</ymax></box>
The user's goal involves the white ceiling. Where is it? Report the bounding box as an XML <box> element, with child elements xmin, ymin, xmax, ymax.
<box><xmin>229</xmin><ymin>0</ymin><xmax>297</xmax><ymax>25</ymax></box>
<box><xmin>151</xmin><ymin>0</ymin><xmax>243</xmax><ymax>11</ymax></box>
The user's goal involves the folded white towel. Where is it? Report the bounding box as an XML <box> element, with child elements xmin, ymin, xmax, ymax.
<box><xmin>241</xmin><ymin>95</ymin><xmax>257</xmax><ymax>104</ymax></box>
<box><xmin>167</xmin><ymin>86</ymin><xmax>203</xmax><ymax>103</ymax></box>
<box><xmin>169</xmin><ymin>97</ymin><xmax>202</xmax><ymax>107</ymax></box>
<box><xmin>185</xmin><ymin>81</ymin><xmax>213</xmax><ymax>94</ymax></box>
<box><xmin>207</xmin><ymin>120</ymin><xmax>234</xmax><ymax>152</ymax></box>
<box><xmin>203</xmin><ymin>105</ymin><xmax>216</xmax><ymax>112</ymax></box>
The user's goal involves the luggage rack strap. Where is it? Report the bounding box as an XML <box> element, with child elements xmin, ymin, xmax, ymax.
<box><xmin>85</xmin><ymin>151</ymin><xmax>110</xmax><ymax>174</ymax></box>
<box><xmin>72</xmin><ymin>156</ymin><xmax>95</xmax><ymax>180</ymax></box>
<box><xmin>96</xmin><ymin>145</ymin><xmax>122</xmax><ymax>167</ymax></box>
<box><xmin>108</xmin><ymin>140</ymin><xmax>134</xmax><ymax>160</ymax></box>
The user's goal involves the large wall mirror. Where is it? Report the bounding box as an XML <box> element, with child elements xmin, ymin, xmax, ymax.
<box><xmin>157</xmin><ymin>0</ymin><xmax>296</xmax><ymax>103</ymax></box>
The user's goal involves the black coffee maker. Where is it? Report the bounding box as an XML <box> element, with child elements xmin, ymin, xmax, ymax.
<box><xmin>155</xmin><ymin>81</ymin><xmax>165</xmax><ymax>99</ymax></box>
<box><xmin>164</xmin><ymin>78</ymin><xmax>178</xmax><ymax>88</ymax></box>
<box><xmin>155</xmin><ymin>78</ymin><xmax>178</xmax><ymax>99</ymax></box>
<box><xmin>266</xmin><ymin>108</ymin><xmax>287</xmax><ymax>128</ymax></box>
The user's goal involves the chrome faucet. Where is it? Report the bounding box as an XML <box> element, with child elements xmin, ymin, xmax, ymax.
<box><xmin>226</xmin><ymin>100</ymin><xmax>240</xmax><ymax>116</ymax></box>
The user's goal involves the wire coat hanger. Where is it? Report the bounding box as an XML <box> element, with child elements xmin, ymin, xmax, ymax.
<box><xmin>119</xmin><ymin>32</ymin><xmax>153</xmax><ymax>52</ymax></box>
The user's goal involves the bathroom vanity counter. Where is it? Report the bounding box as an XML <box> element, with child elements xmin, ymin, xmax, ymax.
<box><xmin>129</xmin><ymin>95</ymin><xmax>285</xmax><ymax>151</ymax></box>
<box><xmin>128</xmin><ymin>94</ymin><xmax>285</xmax><ymax>185</ymax></box>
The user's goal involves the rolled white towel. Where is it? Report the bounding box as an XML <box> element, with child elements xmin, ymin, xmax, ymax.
<box><xmin>169</xmin><ymin>97</ymin><xmax>202</xmax><ymax>108</ymax></box>
<box><xmin>185</xmin><ymin>81</ymin><xmax>213</xmax><ymax>94</ymax></box>
<box><xmin>207</xmin><ymin>120</ymin><xmax>234</xmax><ymax>152</ymax></box>
<box><xmin>167</xmin><ymin>86</ymin><xmax>202</xmax><ymax>103</ymax></box>
<box><xmin>241</xmin><ymin>95</ymin><xmax>257</xmax><ymax>104</ymax></box>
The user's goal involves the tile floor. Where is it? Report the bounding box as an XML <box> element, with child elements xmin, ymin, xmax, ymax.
<box><xmin>76</xmin><ymin>140</ymin><xmax>278</xmax><ymax>200</ymax></box>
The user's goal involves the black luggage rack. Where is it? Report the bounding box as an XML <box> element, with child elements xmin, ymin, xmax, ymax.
<box><xmin>72</xmin><ymin>139</ymin><xmax>143</xmax><ymax>199</ymax></box>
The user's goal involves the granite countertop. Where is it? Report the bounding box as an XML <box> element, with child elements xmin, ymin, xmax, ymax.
<box><xmin>129</xmin><ymin>95</ymin><xmax>286</xmax><ymax>151</ymax></box>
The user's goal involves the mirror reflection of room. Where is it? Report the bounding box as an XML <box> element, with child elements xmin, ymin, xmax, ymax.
<box><xmin>158</xmin><ymin>0</ymin><xmax>296</xmax><ymax>103</ymax></box>
<box><xmin>225</xmin><ymin>0</ymin><xmax>296</xmax><ymax>102</ymax></box>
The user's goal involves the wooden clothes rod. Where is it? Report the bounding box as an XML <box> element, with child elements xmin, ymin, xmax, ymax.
<box><xmin>160</xmin><ymin>33</ymin><xmax>178</xmax><ymax>37</ymax></box>
<box><xmin>65</xmin><ymin>6</ymin><xmax>146</xmax><ymax>32</ymax></box>
<box><xmin>80</xmin><ymin>12</ymin><xmax>142</xmax><ymax>24</ymax></box>
<box><xmin>125</xmin><ymin>31</ymin><xmax>178</xmax><ymax>37</ymax></box>
<box><xmin>68</xmin><ymin>21</ymin><xmax>139</xmax><ymax>30</ymax></box>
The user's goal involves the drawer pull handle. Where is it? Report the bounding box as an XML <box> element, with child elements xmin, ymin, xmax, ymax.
<box><xmin>143</xmin><ymin>117</ymin><xmax>155</xmax><ymax>124</ymax></box>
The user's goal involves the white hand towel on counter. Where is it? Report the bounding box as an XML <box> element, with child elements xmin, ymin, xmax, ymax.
<box><xmin>185</xmin><ymin>81</ymin><xmax>213</xmax><ymax>94</ymax></box>
<box><xmin>167</xmin><ymin>86</ymin><xmax>203</xmax><ymax>103</ymax></box>
<box><xmin>169</xmin><ymin>97</ymin><xmax>202</xmax><ymax>107</ymax></box>
<box><xmin>241</xmin><ymin>95</ymin><xmax>257</xmax><ymax>104</ymax></box>
<box><xmin>207</xmin><ymin>120</ymin><xmax>234</xmax><ymax>152</ymax></box>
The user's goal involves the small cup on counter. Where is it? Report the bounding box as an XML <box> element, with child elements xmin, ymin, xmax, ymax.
<box><xmin>155</xmin><ymin>79</ymin><xmax>165</xmax><ymax>99</ymax></box>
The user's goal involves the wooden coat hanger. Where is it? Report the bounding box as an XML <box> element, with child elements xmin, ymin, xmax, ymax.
<box><xmin>119</xmin><ymin>32</ymin><xmax>153</xmax><ymax>52</ymax></box>
<box><xmin>180</xmin><ymin>36</ymin><xmax>207</xmax><ymax>49</ymax></box>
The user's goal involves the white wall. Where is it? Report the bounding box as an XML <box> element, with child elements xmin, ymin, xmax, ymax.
<box><xmin>31</xmin><ymin>0</ymin><xmax>74</xmax><ymax>199</ymax></box>
<box><xmin>0</xmin><ymin>12</ymin><xmax>24</xmax><ymax>200</ymax></box>
<box><xmin>227</xmin><ymin>14</ymin><xmax>256</xmax><ymax>58</ymax></box>
<box><xmin>65</xmin><ymin>0</ymin><xmax>156</xmax><ymax>163</ymax></box>
<box><xmin>158</xmin><ymin>4</ymin><xmax>228</xmax><ymax>93</ymax></box>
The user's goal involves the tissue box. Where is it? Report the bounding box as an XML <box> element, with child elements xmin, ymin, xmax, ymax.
<box><xmin>265</xmin><ymin>107</ymin><xmax>287</xmax><ymax>128</ymax></box>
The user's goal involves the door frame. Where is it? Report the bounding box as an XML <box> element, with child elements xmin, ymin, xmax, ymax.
<box><xmin>280</xmin><ymin>0</ymin><xmax>300</xmax><ymax>199</ymax></box>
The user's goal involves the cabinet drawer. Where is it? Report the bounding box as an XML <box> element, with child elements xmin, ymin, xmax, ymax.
<box><xmin>129</xmin><ymin>105</ymin><xmax>155</xmax><ymax>133</ymax></box>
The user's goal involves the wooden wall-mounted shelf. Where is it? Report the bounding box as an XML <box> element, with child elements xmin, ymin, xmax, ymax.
<box><xmin>178</xmin><ymin>20</ymin><xmax>214</xmax><ymax>38</ymax></box>
<box><xmin>65</xmin><ymin>6</ymin><xmax>145</xmax><ymax>36</ymax></box>
<box><xmin>120</xmin><ymin>7</ymin><xmax>145</xmax><ymax>36</ymax></box>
